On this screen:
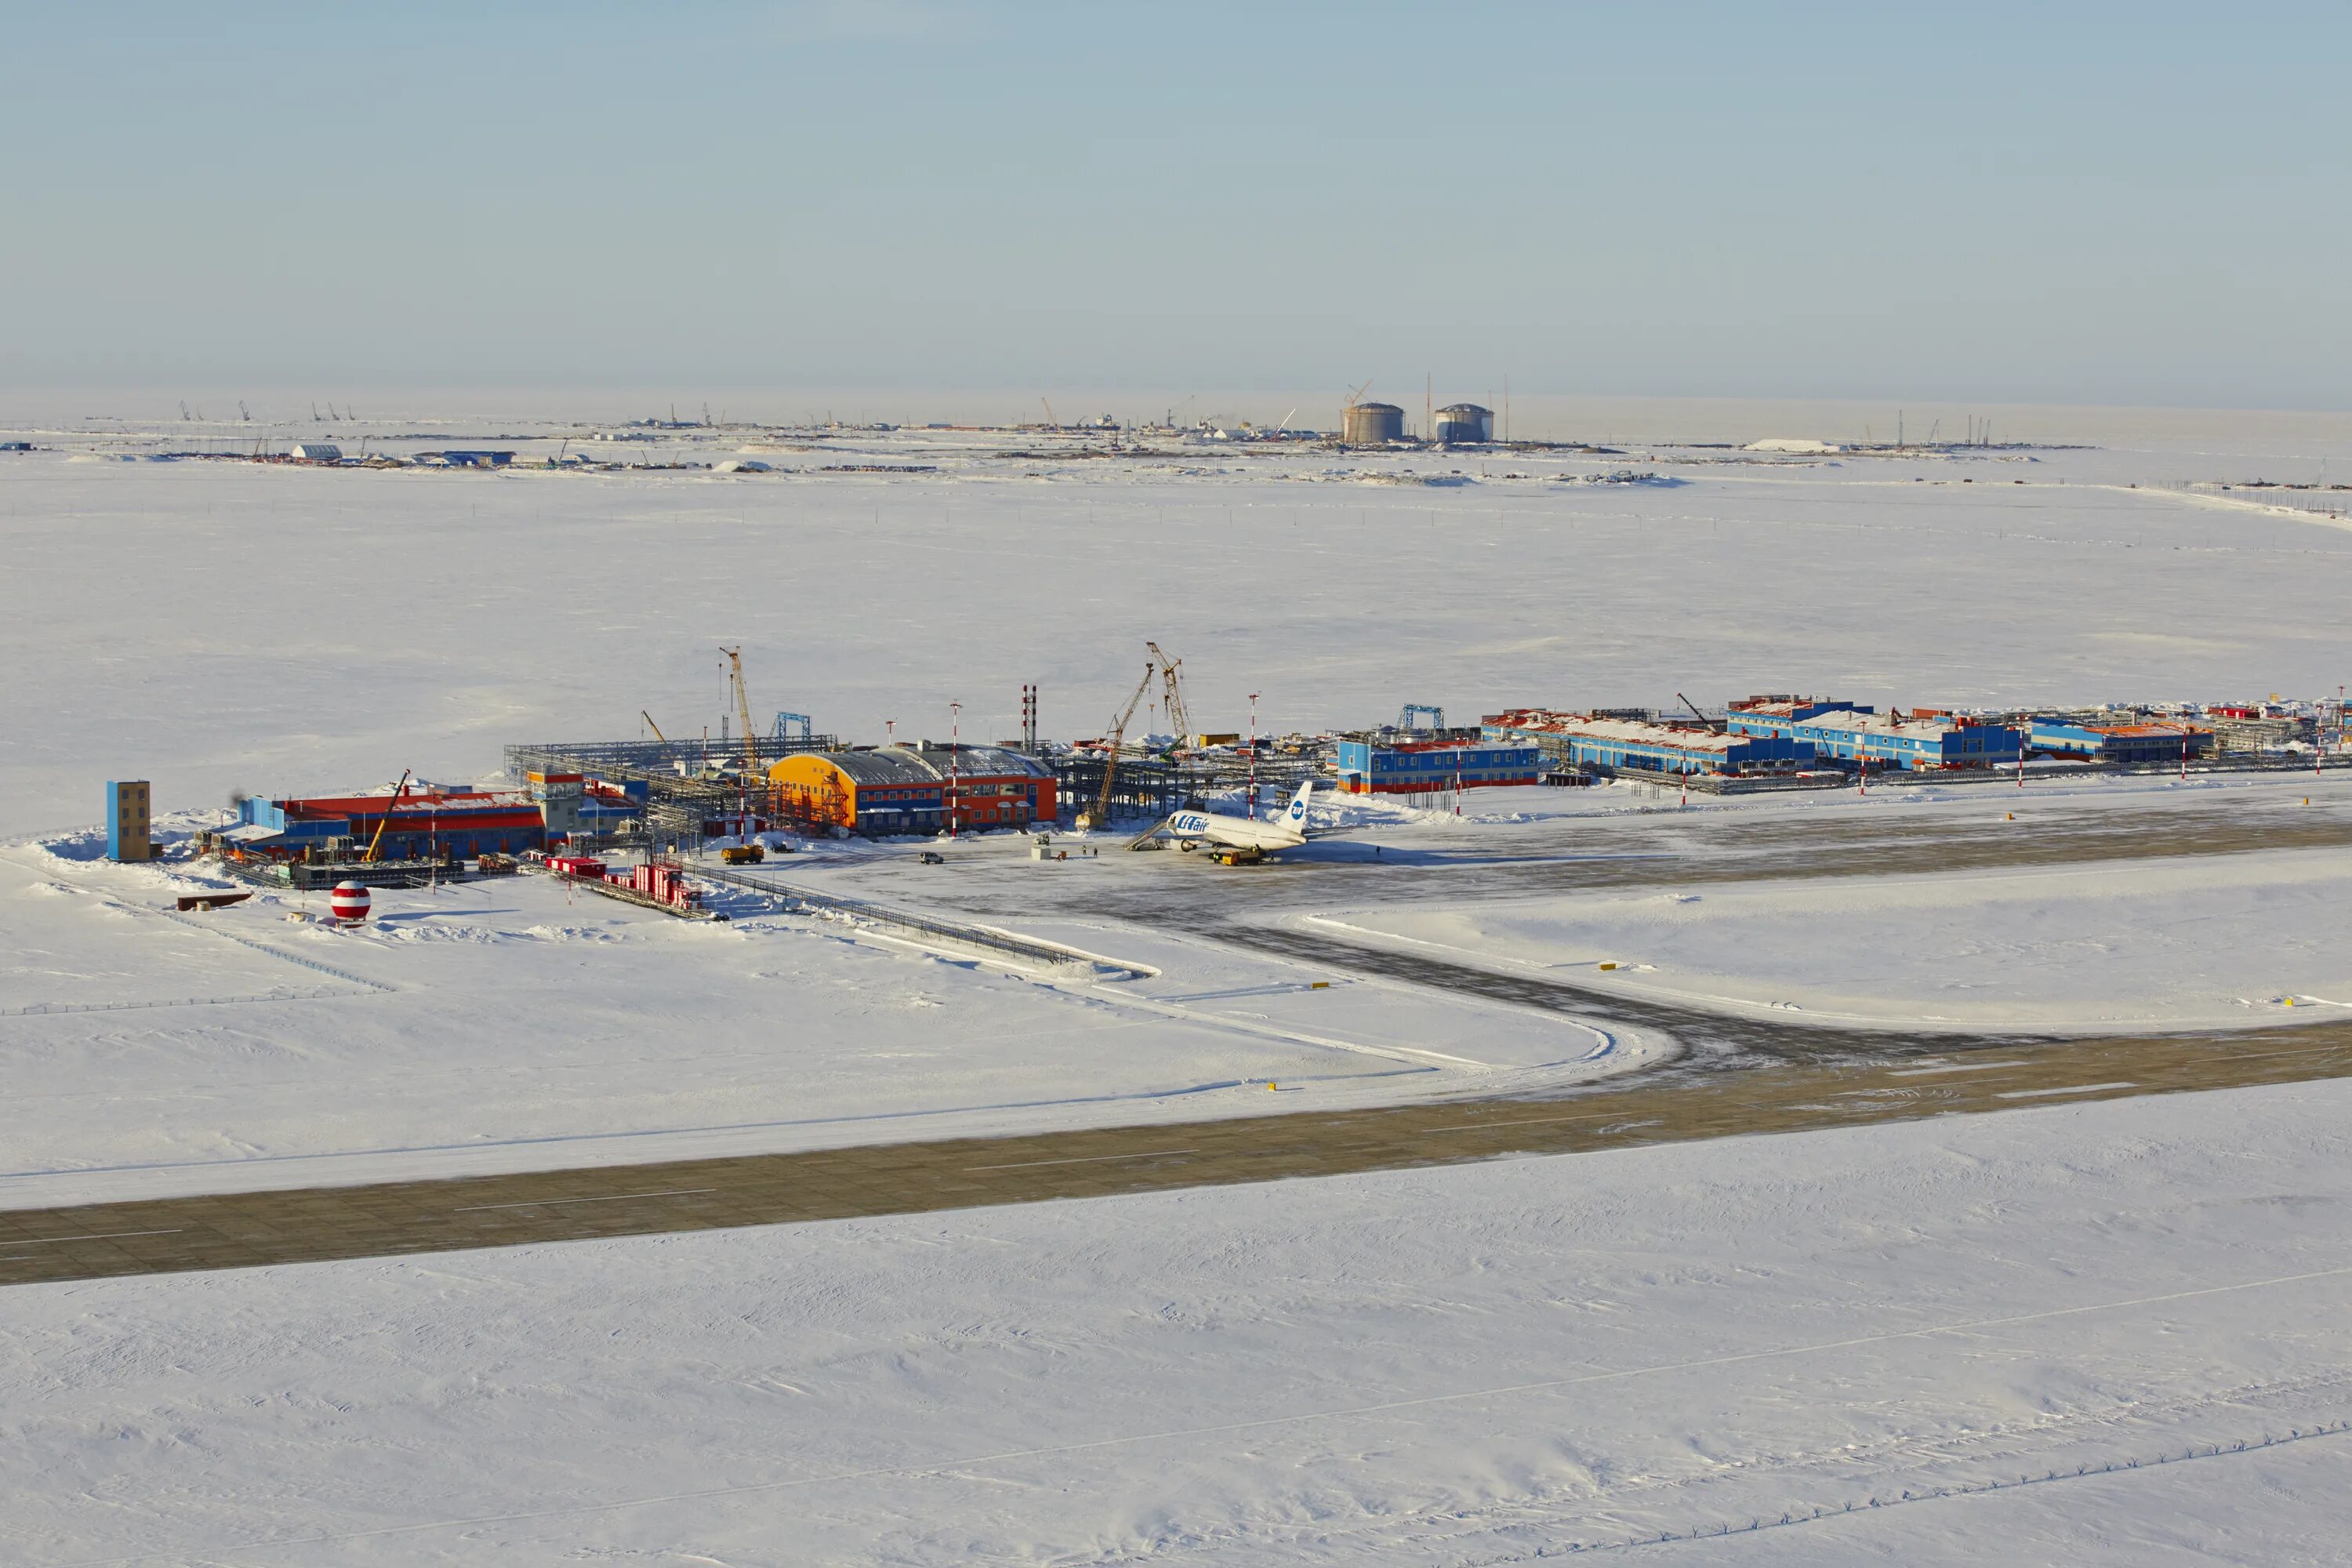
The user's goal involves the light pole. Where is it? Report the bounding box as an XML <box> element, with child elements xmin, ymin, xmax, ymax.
<box><xmin>1248</xmin><ymin>691</ymin><xmax>1261</xmax><ymax>818</ymax></box>
<box><xmin>949</xmin><ymin>701</ymin><xmax>962</xmax><ymax>839</ymax></box>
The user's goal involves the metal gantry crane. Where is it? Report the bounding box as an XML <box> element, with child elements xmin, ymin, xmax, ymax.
<box><xmin>1080</xmin><ymin>659</ymin><xmax>1159</xmax><ymax>831</ymax></box>
<box><xmin>1145</xmin><ymin>641</ymin><xmax>1191</xmax><ymax>744</ymax></box>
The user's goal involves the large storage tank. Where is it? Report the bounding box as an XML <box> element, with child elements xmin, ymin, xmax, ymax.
<box><xmin>1433</xmin><ymin>403</ymin><xmax>1494</xmax><ymax>444</ymax></box>
<box><xmin>1343</xmin><ymin>401</ymin><xmax>1406</xmax><ymax>445</ymax></box>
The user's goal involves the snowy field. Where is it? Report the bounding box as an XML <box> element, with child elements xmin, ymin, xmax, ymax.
<box><xmin>10</xmin><ymin>1078</ymin><xmax>2352</xmax><ymax>1566</ymax></box>
<box><xmin>8</xmin><ymin>398</ymin><xmax>2352</xmax><ymax>1563</ymax></box>
<box><xmin>0</xmin><ymin>831</ymin><xmax>1633</xmax><ymax>1210</ymax></box>
<box><xmin>4</xmin><ymin>401</ymin><xmax>2352</xmax><ymax>837</ymax></box>
<box><xmin>1308</xmin><ymin>847</ymin><xmax>2352</xmax><ymax>1032</ymax></box>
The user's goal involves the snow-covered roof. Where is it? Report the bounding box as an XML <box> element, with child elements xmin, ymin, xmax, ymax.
<box><xmin>1490</xmin><ymin>713</ymin><xmax>1744</xmax><ymax>753</ymax></box>
<box><xmin>909</xmin><ymin>745</ymin><xmax>1051</xmax><ymax>779</ymax></box>
<box><xmin>822</xmin><ymin>750</ymin><xmax>942</xmax><ymax>787</ymax></box>
<box><xmin>1790</xmin><ymin>710</ymin><xmax>1969</xmax><ymax>739</ymax></box>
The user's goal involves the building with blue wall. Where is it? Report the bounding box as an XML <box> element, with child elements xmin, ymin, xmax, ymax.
<box><xmin>2027</xmin><ymin>720</ymin><xmax>2212</xmax><ymax>764</ymax></box>
<box><xmin>1335</xmin><ymin>737</ymin><xmax>1543</xmax><ymax>794</ymax></box>
<box><xmin>1728</xmin><ymin>709</ymin><xmax>2020</xmax><ymax>770</ymax></box>
<box><xmin>1483</xmin><ymin>713</ymin><xmax>1813</xmax><ymax>777</ymax></box>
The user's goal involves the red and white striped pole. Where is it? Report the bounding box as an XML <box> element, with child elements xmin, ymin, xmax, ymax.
<box><xmin>949</xmin><ymin>701</ymin><xmax>961</xmax><ymax>838</ymax></box>
<box><xmin>1248</xmin><ymin>691</ymin><xmax>1260</xmax><ymax>818</ymax></box>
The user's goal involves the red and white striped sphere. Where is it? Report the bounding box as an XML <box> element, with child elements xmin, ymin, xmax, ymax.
<box><xmin>328</xmin><ymin>881</ymin><xmax>372</xmax><ymax>922</ymax></box>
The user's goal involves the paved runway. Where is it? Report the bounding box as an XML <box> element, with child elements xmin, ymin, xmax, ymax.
<box><xmin>9</xmin><ymin>1016</ymin><xmax>2350</xmax><ymax>1287</ymax></box>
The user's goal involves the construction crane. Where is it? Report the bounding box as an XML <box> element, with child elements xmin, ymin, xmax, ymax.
<box><xmin>1675</xmin><ymin>692</ymin><xmax>1724</xmax><ymax>732</ymax></box>
<box><xmin>718</xmin><ymin>647</ymin><xmax>760</xmax><ymax>781</ymax></box>
<box><xmin>641</xmin><ymin>710</ymin><xmax>669</xmax><ymax>742</ymax></box>
<box><xmin>1079</xmin><ymin>660</ymin><xmax>1158</xmax><ymax>831</ymax></box>
<box><xmin>1145</xmin><ymin>641</ymin><xmax>1192</xmax><ymax>743</ymax></box>
<box><xmin>1040</xmin><ymin>395</ymin><xmax>1057</xmax><ymax>430</ymax></box>
<box><xmin>717</xmin><ymin>648</ymin><xmax>766</xmax><ymax>842</ymax></box>
<box><xmin>1398</xmin><ymin>704</ymin><xmax>1446</xmax><ymax>731</ymax></box>
<box><xmin>362</xmin><ymin>770</ymin><xmax>413</xmax><ymax>863</ymax></box>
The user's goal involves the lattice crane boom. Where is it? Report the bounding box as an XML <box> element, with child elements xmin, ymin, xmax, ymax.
<box><xmin>1080</xmin><ymin>659</ymin><xmax>1158</xmax><ymax>830</ymax></box>
<box><xmin>1145</xmin><ymin>641</ymin><xmax>1191</xmax><ymax>742</ymax></box>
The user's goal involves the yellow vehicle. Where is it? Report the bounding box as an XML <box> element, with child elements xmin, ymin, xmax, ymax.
<box><xmin>720</xmin><ymin>844</ymin><xmax>764</xmax><ymax>866</ymax></box>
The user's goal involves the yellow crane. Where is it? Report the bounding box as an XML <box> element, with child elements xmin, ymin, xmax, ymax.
<box><xmin>718</xmin><ymin>647</ymin><xmax>760</xmax><ymax>780</ymax></box>
<box><xmin>1145</xmin><ymin>641</ymin><xmax>1192</xmax><ymax>745</ymax></box>
<box><xmin>1079</xmin><ymin>659</ymin><xmax>1158</xmax><ymax>831</ymax></box>
<box><xmin>641</xmin><ymin>710</ymin><xmax>669</xmax><ymax>743</ymax></box>
<box><xmin>362</xmin><ymin>769</ymin><xmax>413</xmax><ymax>863</ymax></box>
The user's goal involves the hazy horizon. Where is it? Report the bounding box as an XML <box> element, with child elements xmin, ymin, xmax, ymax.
<box><xmin>5</xmin><ymin>3</ymin><xmax>2347</xmax><ymax>409</ymax></box>
<box><xmin>7</xmin><ymin>389</ymin><xmax>2350</xmax><ymax>459</ymax></box>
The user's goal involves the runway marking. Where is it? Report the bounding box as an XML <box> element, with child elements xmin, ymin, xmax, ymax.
<box><xmin>452</xmin><ymin>1189</ymin><xmax>716</xmax><ymax>1214</ymax></box>
<box><xmin>2</xmin><ymin>1228</ymin><xmax>183</xmax><ymax>1246</ymax></box>
<box><xmin>1998</xmin><ymin>1082</ymin><xmax>2136</xmax><ymax>1100</ymax></box>
<box><xmin>965</xmin><ymin>1149</ymin><xmax>1198</xmax><ymax>1172</ymax></box>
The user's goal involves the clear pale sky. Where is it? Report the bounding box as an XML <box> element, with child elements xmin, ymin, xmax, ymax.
<box><xmin>5</xmin><ymin>2</ymin><xmax>2344</xmax><ymax>408</ymax></box>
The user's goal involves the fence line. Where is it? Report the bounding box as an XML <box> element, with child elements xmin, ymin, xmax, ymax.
<box><xmin>151</xmin><ymin>907</ymin><xmax>394</xmax><ymax>993</ymax></box>
<box><xmin>2</xmin><ymin>988</ymin><xmax>351</xmax><ymax>1018</ymax></box>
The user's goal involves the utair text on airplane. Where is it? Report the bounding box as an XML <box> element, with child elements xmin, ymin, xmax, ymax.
<box><xmin>1142</xmin><ymin>779</ymin><xmax>1319</xmax><ymax>866</ymax></box>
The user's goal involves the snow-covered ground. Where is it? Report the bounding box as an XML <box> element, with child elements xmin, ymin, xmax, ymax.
<box><xmin>4</xmin><ymin>409</ymin><xmax>2351</xmax><ymax>839</ymax></box>
<box><xmin>11</xmin><ymin>1078</ymin><xmax>2352</xmax><ymax>1566</ymax></box>
<box><xmin>9</xmin><ymin>400</ymin><xmax>2352</xmax><ymax>1563</ymax></box>
<box><xmin>0</xmin><ymin>833</ymin><xmax>1642</xmax><ymax>1211</ymax></box>
<box><xmin>1308</xmin><ymin>847</ymin><xmax>2352</xmax><ymax>1033</ymax></box>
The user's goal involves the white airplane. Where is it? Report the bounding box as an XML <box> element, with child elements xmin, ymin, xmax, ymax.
<box><xmin>1136</xmin><ymin>779</ymin><xmax>1318</xmax><ymax>864</ymax></box>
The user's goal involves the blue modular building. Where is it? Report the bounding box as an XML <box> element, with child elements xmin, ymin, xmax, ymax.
<box><xmin>1335</xmin><ymin>737</ymin><xmax>1543</xmax><ymax>794</ymax></box>
<box><xmin>1483</xmin><ymin>714</ymin><xmax>1813</xmax><ymax>776</ymax></box>
<box><xmin>1728</xmin><ymin>709</ymin><xmax>2021</xmax><ymax>769</ymax></box>
<box><xmin>2027</xmin><ymin>720</ymin><xmax>2212</xmax><ymax>764</ymax></box>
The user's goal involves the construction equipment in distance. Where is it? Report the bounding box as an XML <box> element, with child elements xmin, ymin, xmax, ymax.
<box><xmin>771</xmin><ymin>711</ymin><xmax>813</xmax><ymax>743</ymax></box>
<box><xmin>1675</xmin><ymin>692</ymin><xmax>1725</xmax><ymax>733</ymax></box>
<box><xmin>718</xmin><ymin>645</ymin><xmax>764</xmax><ymax>840</ymax></box>
<box><xmin>1145</xmin><ymin>641</ymin><xmax>1192</xmax><ymax>744</ymax></box>
<box><xmin>1079</xmin><ymin>659</ymin><xmax>1159</xmax><ymax>832</ymax></box>
<box><xmin>1398</xmin><ymin>704</ymin><xmax>1446</xmax><ymax>732</ymax></box>
<box><xmin>641</xmin><ymin>710</ymin><xmax>669</xmax><ymax>742</ymax></box>
<box><xmin>361</xmin><ymin>770</ymin><xmax>414</xmax><ymax>862</ymax></box>
<box><xmin>720</xmin><ymin>844</ymin><xmax>764</xmax><ymax>865</ymax></box>
<box><xmin>719</xmin><ymin>648</ymin><xmax>760</xmax><ymax>781</ymax></box>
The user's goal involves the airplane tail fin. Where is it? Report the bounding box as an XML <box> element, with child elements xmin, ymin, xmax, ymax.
<box><xmin>1280</xmin><ymin>779</ymin><xmax>1315</xmax><ymax>839</ymax></box>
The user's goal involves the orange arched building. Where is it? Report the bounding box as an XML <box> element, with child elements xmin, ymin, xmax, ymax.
<box><xmin>768</xmin><ymin>745</ymin><xmax>1054</xmax><ymax>835</ymax></box>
